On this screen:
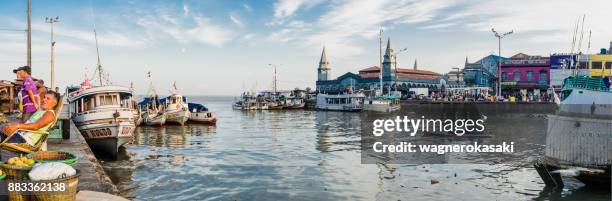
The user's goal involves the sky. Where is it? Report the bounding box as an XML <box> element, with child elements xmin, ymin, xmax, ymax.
<box><xmin>1</xmin><ymin>0</ymin><xmax>611</xmax><ymax>96</ymax></box>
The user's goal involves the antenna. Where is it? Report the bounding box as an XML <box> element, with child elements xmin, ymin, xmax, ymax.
<box><xmin>587</xmin><ymin>30</ymin><xmax>592</xmax><ymax>54</ymax></box>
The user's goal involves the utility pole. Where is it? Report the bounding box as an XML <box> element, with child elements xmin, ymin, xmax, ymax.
<box><xmin>378</xmin><ymin>28</ymin><xmax>383</xmax><ymax>96</ymax></box>
<box><xmin>27</xmin><ymin>0</ymin><xmax>32</xmax><ymax>67</ymax></box>
<box><xmin>491</xmin><ymin>28</ymin><xmax>513</xmax><ymax>99</ymax></box>
<box><xmin>46</xmin><ymin>16</ymin><xmax>60</xmax><ymax>89</ymax></box>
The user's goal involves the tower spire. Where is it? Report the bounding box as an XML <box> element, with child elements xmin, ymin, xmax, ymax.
<box><xmin>413</xmin><ymin>59</ymin><xmax>418</xmax><ymax>70</ymax></box>
<box><xmin>317</xmin><ymin>46</ymin><xmax>331</xmax><ymax>81</ymax></box>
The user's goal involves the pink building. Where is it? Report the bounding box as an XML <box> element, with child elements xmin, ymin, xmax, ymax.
<box><xmin>500</xmin><ymin>53</ymin><xmax>550</xmax><ymax>95</ymax></box>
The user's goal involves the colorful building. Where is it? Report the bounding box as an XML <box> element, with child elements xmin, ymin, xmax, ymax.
<box><xmin>500</xmin><ymin>53</ymin><xmax>550</xmax><ymax>95</ymax></box>
<box><xmin>463</xmin><ymin>55</ymin><xmax>507</xmax><ymax>89</ymax></box>
<box><xmin>316</xmin><ymin>38</ymin><xmax>451</xmax><ymax>96</ymax></box>
<box><xmin>589</xmin><ymin>52</ymin><xmax>612</xmax><ymax>79</ymax></box>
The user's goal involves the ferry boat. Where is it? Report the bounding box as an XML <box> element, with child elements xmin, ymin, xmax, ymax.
<box><xmin>536</xmin><ymin>75</ymin><xmax>611</xmax><ymax>188</ymax></box>
<box><xmin>162</xmin><ymin>83</ymin><xmax>190</xmax><ymax>125</ymax></box>
<box><xmin>67</xmin><ymin>27</ymin><xmax>135</xmax><ymax>158</ymax></box>
<box><xmin>68</xmin><ymin>80</ymin><xmax>136</xmax><ymax>158</ymax></box>
<box><xmin>315</xmin><ymin>92</ymin><xmax>365</xmax><ymax>111</ymax></box>
<box><xmin>188</xmin><ymin>103</ymin><xmax>217</xmax><ymax>124</ymax></box>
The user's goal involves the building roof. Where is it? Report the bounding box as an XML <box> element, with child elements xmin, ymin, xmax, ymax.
<box><xmin>358</xmin><ymin>66</ymin><xmax>440</xmax><ymax>76</ymax></box>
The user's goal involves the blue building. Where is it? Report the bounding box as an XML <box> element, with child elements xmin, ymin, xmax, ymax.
<box><xmin>462</xmin><ymin>55</ymin><xmax>507</xmax><ymax>90</ymax></box>
<box><xmin>316</xmin><ymin>38</ymin><xmax>452</xmax><ymax>96</ymax></box>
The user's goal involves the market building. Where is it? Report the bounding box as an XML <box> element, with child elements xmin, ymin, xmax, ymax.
<box><xmin>588</xmin><ymin>47</ymin><xmax>612</xmax><ymax>78</ymax></box>
<box><xmin>462</xmin><ymin>55</ymin><xmax>507</xmax><ymax>90</ymax></box>
<box><xmin>500</xmin><ymin>53</ymin><xmax>550</xmax><ymax>97</ymax></box>
<box><xmin>315</xmin><ymin>38</ymin><xmax>452</xmax><ymax>97</ymax></box>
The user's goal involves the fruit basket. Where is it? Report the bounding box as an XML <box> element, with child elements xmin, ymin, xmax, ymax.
<box><xmin>26</xmin><ymin>151</ymin><xmax>77</xmax><ymax>166</ymax></box>
<box><xmin>1</xmin><ymin>157</ymin><xmax>35</xmax><ymax>180</ymax></box>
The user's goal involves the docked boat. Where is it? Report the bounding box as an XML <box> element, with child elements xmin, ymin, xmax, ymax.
<box><xmin>139</xmin><ymin>74</ymin><xmax>166</xmax><ymax>126</ymax></box>
<box><xmin>364</xmin><ymin>94</ymin><xmax>401</xmax><ymax>112</ymax></box>
<box><xmin>162</xmin><ymin>83</ymin><xmax>190</xmax><ymax>125</ymax></box>
<box><xmin>67</xmin><ymin>80</ymin><xmax>136</xmax><ymax>158</ymax></box>
<box><xmin>536</xmin><ymin>75</ymin><xmax>611</xmax><ymax>188</ymax></box>
<box><xmin>315</xmin><ymin>92</ymin><xmax>365</xmax><ymax>111</ymax></box>
<box><xmin>188</xmin><ymin>103</ymin><xmax>217</xmax><ymax>124</ymax></box>
<box><xmin>139</xmin><ymin>96</ymin><xmax>166</xmax><ymax>126</ymax></box>
<box><xmin>130</xmin><ymin>84</ymin><xmax>142</xmax><ymax>126</ymax></box>
<box><xmin>67</xmin><ymin>26</ymin><xmax>135</xmax><ymax>158</ymax></box>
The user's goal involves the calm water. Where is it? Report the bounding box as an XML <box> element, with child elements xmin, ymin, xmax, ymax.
<box><xmin>101</xmin><ymin>97</ymin><xmax>611</xmax><ymax>201</ymax></box>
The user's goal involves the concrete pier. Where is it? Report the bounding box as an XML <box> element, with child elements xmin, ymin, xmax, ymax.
<box><xmin>47</xmin><ymin>119</ymin><xmax>118</xmax><ymax>194</ymax></box>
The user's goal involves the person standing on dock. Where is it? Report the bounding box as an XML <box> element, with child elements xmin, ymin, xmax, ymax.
<box><xmin>36</xmin><ymin>79</ymin><xmax>47</xmax><ymax>107</ymax></box>
<box><xmin>13</xmin><ymin>66</ymin><xmax>39</xmax><ymax>123</ymax></box>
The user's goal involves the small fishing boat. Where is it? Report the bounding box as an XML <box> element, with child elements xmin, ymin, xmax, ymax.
<box><xmin>139</xmin><ymin>73</ymin><xmax>166</xmax><ymax>126</ymax></box>
<box><xmin>139</xmin><ymin>96</ymin><xmax>166</xmax><ymax>126</ymax></box>
<box><xmin>188</xmin><ymin>103</ymin><xmax>217</xmax><ymax>124</ymax></box>
<box><xmin>162</xmin><ymin>82</ymin><xmax>190</xmax><ymax>125</ymax></box>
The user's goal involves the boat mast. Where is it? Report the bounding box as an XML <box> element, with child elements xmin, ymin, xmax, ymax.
<box><xmin>94</xmin><ymin>28</ymin><xmax>103</xmax><ymax>85</ymax></box>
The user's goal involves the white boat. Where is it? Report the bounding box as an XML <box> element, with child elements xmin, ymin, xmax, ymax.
<box><xmin>364</xmin><ymin>95</ymin><xmax>401</xmax><ymax>112</ymax></box>
<box><xmin>188</xmin><ymin>103</ymin><xmax>217</xmax><ymax>124</ymax></box>
<box><xmin>139</xmin><ymin>97</ymin><xmax>166</xmax><ymax>126</ymax></box>
<box><xmin>537</xmin><ymin>75</ymin><xmax>612</xmax><ymax>187</ymax></box>
<box><xmin>162</xmin><ymin>82</ymin><xmax>190</xmax><ymax>125</ymax></box>
<box><xmin>67</xmin><ymin>26</ymin><xmax>135</xmax><ymax>158</ymax></box>
<box><xmin>315</xmin><ymin>92</ymin><xmax>365</xmax><ymax>111</ymax></box>
<box><xmin>68</xmin><ymin>82</ymin><xmax>136</xmax><ymax>158</ymax></box>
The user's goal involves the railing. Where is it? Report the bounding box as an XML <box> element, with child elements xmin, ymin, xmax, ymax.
<box><xmin>562</xmin><ymin>76</ymin><xmax>611</xmax><ymax>92</ymax></box>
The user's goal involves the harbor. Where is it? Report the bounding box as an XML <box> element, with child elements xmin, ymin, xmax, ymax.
<box><xmin>0</xmin><ymin>0</ymin><xmax>611</xmax><ymax>200</ymax></box>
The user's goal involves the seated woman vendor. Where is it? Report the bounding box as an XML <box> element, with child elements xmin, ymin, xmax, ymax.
<box><xmin>0</xmin><ymin>91</ymin><xmax>60</xmax><ymax>145</ymax></box>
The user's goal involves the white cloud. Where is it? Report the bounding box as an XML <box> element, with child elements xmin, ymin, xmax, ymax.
<box><xmin>134</xmin><ymin>7</ymin><xmax>235</xmax><ymax>47</ymax></box>
<box><xmin>229</xmin><ymin>13</ymin><xmax>244</xmax><ymax>27</ymax></box>
<box><xmin>243</xmin><ymin>4</ymin><xmax>253</xmax><ymax>12</ymax></box>
<box><xmin>273</xmin><ymin>0</ymin><xmax>326</xmax><ymax>18</ymax></box>
<box><xmin>183</xmin><ymin>4</ymin><xmax>190</xmax><ymax>17</ymax></box>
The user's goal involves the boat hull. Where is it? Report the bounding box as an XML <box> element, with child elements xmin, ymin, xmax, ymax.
<box><xmin>143</xmin><ymin>112</ymin><xmax>166</xmax><ymax>126</ymax></box>
<box><xmin>76</xmin><ymin>121</ymin><xmax>134</xmax><ymax>158</ymax></box>
<box><xmin>363</xmin><ymin>103</ymin><xmax>400</xmax><ymax>112</ymax></box>
<box><xmin>189</xmin><ymin>112</ymin><xmax>217</xmax><ymax>124</ymax></box>
<box><xmin>165</xmin><ymin>109</ymin><xmax>190</xmax><ymax>125</ymax></box>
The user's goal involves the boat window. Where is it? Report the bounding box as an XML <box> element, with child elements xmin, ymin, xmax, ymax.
<box><xmin>100</xmin><ymin>94</ymin><xmax>117</xmax><ymax>106</ymax></box>
<box><xmin>591</xmin><ymin>62</ymin><xmax>602</xmax><ymax>69</ymax></box>
<box><xmin>605</xmin><ymin>62</ymin><xmax>612</xmax><ymax>69</ymax></box>
<box><xmin>579</xmin><ymin>62</ymin><xmax>589</xmax><ymax>69</ymax></box>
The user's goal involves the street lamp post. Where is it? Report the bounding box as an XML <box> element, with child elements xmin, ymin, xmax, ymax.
<box><xmin>491</xmin><ymin>28</ymin><xmax>513</xmax><ymax>99</ymax></box>
<box><xmin>46</xmin><ymin>16</ymin><xmax>60</xmax><ymax>89</ymax></box>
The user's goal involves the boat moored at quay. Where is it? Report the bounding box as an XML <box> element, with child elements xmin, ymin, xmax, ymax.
<box><xmin>162</xmin><ymin>83</ymin><xmax>190</xmax><ymax>125</ymax></box>
<box><xmin>536</xmin><ymin>75</ymin><xmax>612</xmax><ymax>188</ymax></box>
<box><xmin>67</xmin><ymin>81</ymin><xmax>136</xmax><ymax>158</ymax></box>
<box><xmin>315</xmin><ymin>92</ymin><xmax>365</xmax><ymax>111</ymax></box>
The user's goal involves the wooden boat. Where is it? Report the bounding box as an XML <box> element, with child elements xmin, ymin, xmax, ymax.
<box><xmin>162</xmin><ymin>82</ymin><xmax>190</xmax><ymax>125</ymax></box>
<box><xmin>67</xmin><ymin>81</ymin><xmax>136</xmax><ymax>158</ymax></box>
<box><xmin>139</xmin><ymin>74</ymin><xmax>166</xmax><ymax>126</ymax></box>
<box><xmin>67</xmin><ymin>27</ymin><xmax>135</xmax><ymax>158</ymax></box>
<box><xmin>188</xmin><ymin>103</ymin><xmax>216</xmax><ymax>124</ymax></box>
